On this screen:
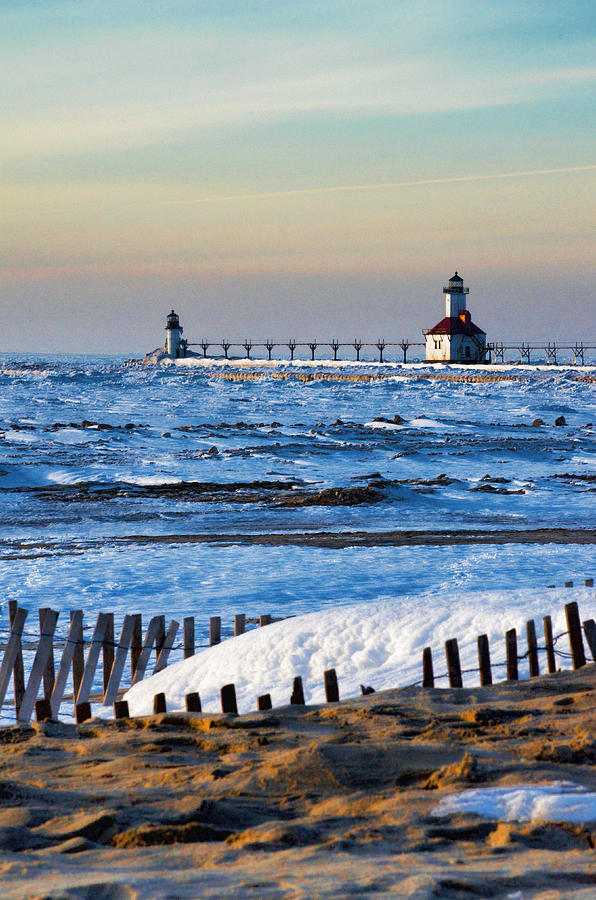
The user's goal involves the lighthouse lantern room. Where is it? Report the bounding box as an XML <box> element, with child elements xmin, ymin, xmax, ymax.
<box><xmin>424</xmin><ymin>272</ymin><xmax>487</xmax><ymax>363</ymax></box>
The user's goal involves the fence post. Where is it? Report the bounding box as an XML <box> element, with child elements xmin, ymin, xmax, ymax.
<box><xmin>259</xmin><ymin>614</ymin><xmax>272</xmax><ymax>627</ymax></box>
<box><xmin>71</xmin><ymin>610</ymin><xmax>85</xmax><ymax>700</ymax></box>
<box><xmin>209</xmin><ymin>616</ymin><xmax>221</xmax><ymax>646</ymax></box>
<box><xmin>185</xmin><ymin>692</ymin><xmax>201</xmax><ymax>712</ymax></box>
<box><xmin>221</xmin><ymin>683</ymin><xmax>238</xmax><ymax>714</ymax></box>
<box><xmin>543</xmin><ymin>615</ymin><xmax>557</xmax><ymax>673</ymax></box>
<box><xmin>526</xmin><ymin>619</ymin><xmax>539</xmax><ymax>677</ymax></box>
<box><xmin>114</xmin><ymin>700</ymin><xmax>129</xmax><ymax>719</ymax></box>
<box><xmin>234</xmin><ymin>614</ymin><xmax>245</xmax><ymax>636</ymax></box>
<box><xmin>422</xmin><ymin>647</ymin><xmax>434</xmax><ymax>688</ymax></box>
<box><xmin>183</xmin><ymin>617</ymin><xmax>195</xmax><ymax>659</ymax></box>
<box><xmin>445</xmin><ymin>638</ymin><xmax>462</xmax><ymax>688</ymax></box>
<box><xmin>477</xmin><ymin>634</ymin><xmax>492</xmax><ymax>686</ymax></box>
<box><xmin>0</xmin><ymin>606</ymin><xmax>28</xmax><ymax>712</ymax></box>
<box><xmin>37</xmin><ymin>607</ymin><xmax>55</xmax><ymax>703</ymax></box>
<box><xmin>102</xmin><ymin>613</ymin><xmax>114</xmax><ymax>693</ymax></box>
<box><xmin>324</xmin><ymin>668</ymin><xmax>339</xmax><ymax>702</ymax></box>
<box><xmin>130</xmin><ymin>614</ymin><xmax>142</xmax><ymax>679</ymax></box>
<box><xmin>505</xmin><ymin>629</ymin><xmax>518</xmax><ymax>681</ymax></box>
<box><xmin>583</xmin><ymin>619</ymin><xmax>596</xmax><ymax>662</ymax></box>
<box><xmin>290</xmin><ymin>676</ymin><xmax>305</xmax><ymax>705</ymax></box>
<box><xmin>258</xmin><ymin>694</ymin><xmax>272</xmax><ymax>710</ymax></box>
<box><xmin>565</xmin><ymin>602</ymin><xmax>586</xmax><ymax>669</ymax></box>
<box><xmin>153</xmin><ymin>693</ymin><xmax>166</xmax><ymax>714</ymax></box>
<box><xmin>8</xmin><ymin>601</ymin><xmax>25</xmax><ymax>717</ymax></box>
<box><xmin>75</xmin><ymin>701</ymin><xmax>92</xmax><ymax>724</ymax></box>
<box><xmin>18</xmin><ymin>609</ymin><xmax>59</xmax><ymax>723</ymax></box>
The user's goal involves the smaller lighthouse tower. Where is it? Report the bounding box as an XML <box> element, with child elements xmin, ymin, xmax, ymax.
<box><xmin>444</xmin><ymin>272</ymin><xmax>469</xmax><ymax>317</ymax></box>
<box><xmin>165</xmin><ymin>310</ymin><xmax>185</xmax><ymax>358</ymax></box>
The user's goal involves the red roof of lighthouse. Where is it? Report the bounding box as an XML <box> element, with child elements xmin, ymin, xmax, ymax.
<box><xmin>426</xmin><ymin>315</ymin><xmax>485</xmax><ymax>336</ymax></box>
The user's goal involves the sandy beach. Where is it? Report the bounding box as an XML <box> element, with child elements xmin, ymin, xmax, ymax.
<box><xmin>2</xmin><ymin>664</ymin><xmax>596</xmax><ymax>898</ymax></box>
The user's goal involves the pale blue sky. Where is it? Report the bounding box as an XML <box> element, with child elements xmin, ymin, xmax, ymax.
<box><xmin>2</xmin><ymin>0</ymin><xmax>595</xmax><ymax>351</ymax></box>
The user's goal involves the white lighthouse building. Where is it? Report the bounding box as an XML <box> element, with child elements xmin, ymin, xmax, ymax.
<box><xmin>165</xmin><ymin>310</ymin><xmax>187</xmax><ymax>358</ymax></box>
<box><xmin>424</xmin><ymin>272</ymin><xmax>487</xmax><ymax>363</ymax></box>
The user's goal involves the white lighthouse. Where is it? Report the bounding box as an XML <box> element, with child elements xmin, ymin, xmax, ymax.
<box><xmin>424</xmin><ymin>272</ymin><xmax>487</xmax><ymax>363</ymax></box>
<box><xmin>165</xmin><ymin>310</ymin><xmax>186</xmax><ymax>358</ymax></box>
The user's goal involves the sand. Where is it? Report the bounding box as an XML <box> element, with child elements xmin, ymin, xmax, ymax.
<box><xmin>1</xmin><ymin>666</ymin><xmax>596</xmax><ymax>897</ymax></box>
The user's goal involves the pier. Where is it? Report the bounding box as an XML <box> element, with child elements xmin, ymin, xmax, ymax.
<box><xmin>183</xmin><ymin>339</ymin><xmax>596</xmax><ymax>365</ymax></box>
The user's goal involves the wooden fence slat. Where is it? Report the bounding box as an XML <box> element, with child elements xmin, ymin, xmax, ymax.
<box><xmin>0</xmin><ymin>606</ymin><xmax>28</xmax><ymax>711</ymax></box>
<box><xmin>477</xmin><ymin>634</ymin><xmax>492</xmax><ymax>686</ymax></box>
<box><xmin>324</xmin><ymin>668</ymin><xmax>339</xmax><ymax>702</ymax></box>
<box><xmin>221</xmin><ymin>683</ymin><xmax>238</xmax><ymax>714</ymax></box>
<box><xmin>76</xmin><ymin>613</ymin><xmax>109</xmax><ymax>704</ymax></box>
<box><xmin>565</xmin><ymin>601</ymin><xmax>586</xmax><ymax>669</ymax></box>
<box><xmin>153</xmin><ymin>620</ymin><xmax>180</xmax><ymax>674</ymax></box>
<box><xmin>234</xmin><ymin>614</ymin><xmax>245</xmax><ymax>636</ymax></box>
<box><xmin>103</xmin><ymin>615</ymin><xmax>136</xmax><ymax>706</ymax></box>
<box><xmin>183</xmin><ymin>617</ymin><xmax>195</xmax><ymax>659</ymax></box>
<box><xmin>50</xmin><ymin>610</ymin><xmax>83</xmax><ymax>719</ymax></box>
<box><xmin>422</xmin><ymin>647</ymin><xmax>434</xmax><ymax>688</ymax></box>
<box><xmin>583</xmin><ymin>619</ymin><xmax>596</xmax><ymax>662</ymax></box>
<box><xmin>543</xmin><ymin>615</ymin><xmax>557</xmax><ymax>673</ymax></box>
<box><xmin>131</xmin><ymin>616</ymin><xmax>163</xmax><ymax>685</ymax></box>
<box><xmin>209</xmin><ymin>616</ymin><xmax>221</xmax><ymax>646</ymax></box>
<box><xmin>445</xmin><ymin>638</ymin><xmax>463</xmax><ymax>688</ymax></box>
<box><xmin>18</xmin><ymin>609</ymin><xmax>59</xmax><ymax>723</ymax></box>
<box><xmin>130</xmin><ymin>614</ymin><xmax>142</xmax><ymax>679</ymax></box>
<box><xmin>506</xmin><ymin>628</ymin><xmax>518</xmax><ymax>681</ymax></box>
<box><xmin>8</xmin><ymin>601</ymin><xmax>25</xmax><ymax>716</ymax></box>
<box><xmin>526</xmin><ymin>619</ymin><xmax>539</xmax><ymax>677</ymax></box>
<box><xmin>102</xmin><ymin>613</ymin><xmax>114</xmax><ymax>693</ymax></box>
<box><xmin>290</xmin><ymin>676</ymin><xmax>305</xmax><ymax>705</ymax></box>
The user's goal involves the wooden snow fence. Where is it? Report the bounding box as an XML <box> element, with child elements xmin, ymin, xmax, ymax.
<box><xmin>0</xmin><ymin>606</ymin><xmax>283</xmax><ymax>725</ymax></box>
<box><xmin>421</xmin><ymin>594</ymin><xmax>596</xmax><ymax>690</ymax></box>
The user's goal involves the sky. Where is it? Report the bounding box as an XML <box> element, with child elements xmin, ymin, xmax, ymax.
<box><xmin>1</xmin><ymin>0</ymin><xmax>595</xmax><ymax>353</ymax></box>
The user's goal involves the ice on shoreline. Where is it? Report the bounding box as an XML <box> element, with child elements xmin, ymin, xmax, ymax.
<box><xmin>433</xmin><ymin>782</ymin><xmax>596</xmax><ymax>824</ymax></box>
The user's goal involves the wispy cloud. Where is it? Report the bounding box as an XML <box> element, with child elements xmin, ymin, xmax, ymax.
<box><xmin>170</xmin><ymin>165</ymin><xmax>596</xmax><ymax>204</ymax></box>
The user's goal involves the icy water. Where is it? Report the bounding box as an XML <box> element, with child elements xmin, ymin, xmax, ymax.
<box><xmin>1</xmin><ymin>353</ymin><xmax>595</xmax><ymax>643</ymax></box>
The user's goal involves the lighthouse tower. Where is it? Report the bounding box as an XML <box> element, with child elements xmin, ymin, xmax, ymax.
<box><xmin>424</xmin><ymin>272</ymin><xmax>487</xmax><ymax>363</ymax></box>
<box><xmin>165</xmin><ymin>310</ymin><xmax>185</xmax><ymax>358</ymax></box>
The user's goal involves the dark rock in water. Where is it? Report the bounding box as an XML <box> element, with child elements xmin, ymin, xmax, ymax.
<box><xmin>124</xmin><ymin>423</ymin><xmax>135</xmax><ymax>429</ymax></box>
<box><xmin>162</xmin><ymin>432</ymin><xmax>171</xmax><ymax>438</ymax></box>
<box><xmin>554</xmin><ymin>416</ymin><xmax>566</xmax><ymax>426</ymax></box>
<box><xmin>481</xmin><ymin>475</ymin><xmax>511</xmax><ymax>484</ymax></box>
<box><xmin>278</xmin><ymin>486</ymin><xmax>384</xmax><ymax>508</ymax></box>
<box><xmin>206</xmin><ymin>446</ymin><xmax>219</xmax><ymax>456</ymax></box>
<box><xmin>393</xmin><ymin>415</ymin><xmax>406</xmax><ymax>424</ymax></box>
<box><xmin>372</xmin><ymin>416</ymin><xmax>392</xmax><ymax>423</ymax></box>
<box><xmin>471</xmin><ymin>484</ymin><xmax>525</xmax><ymax>495</ymax></box>
<box><xmin>532</xmin><ymin>418</ymin><xmax>545</xmax><ymax>427</ymax></box>
<box><xmin>332</xmin><ymin>418</ymin><xmax>344</xmax><ymax>426</ymax></box>
<box><xmin>360</xmin><ymin>685</ymin><xmax>376</xmax><ymax>695</ymax></box>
